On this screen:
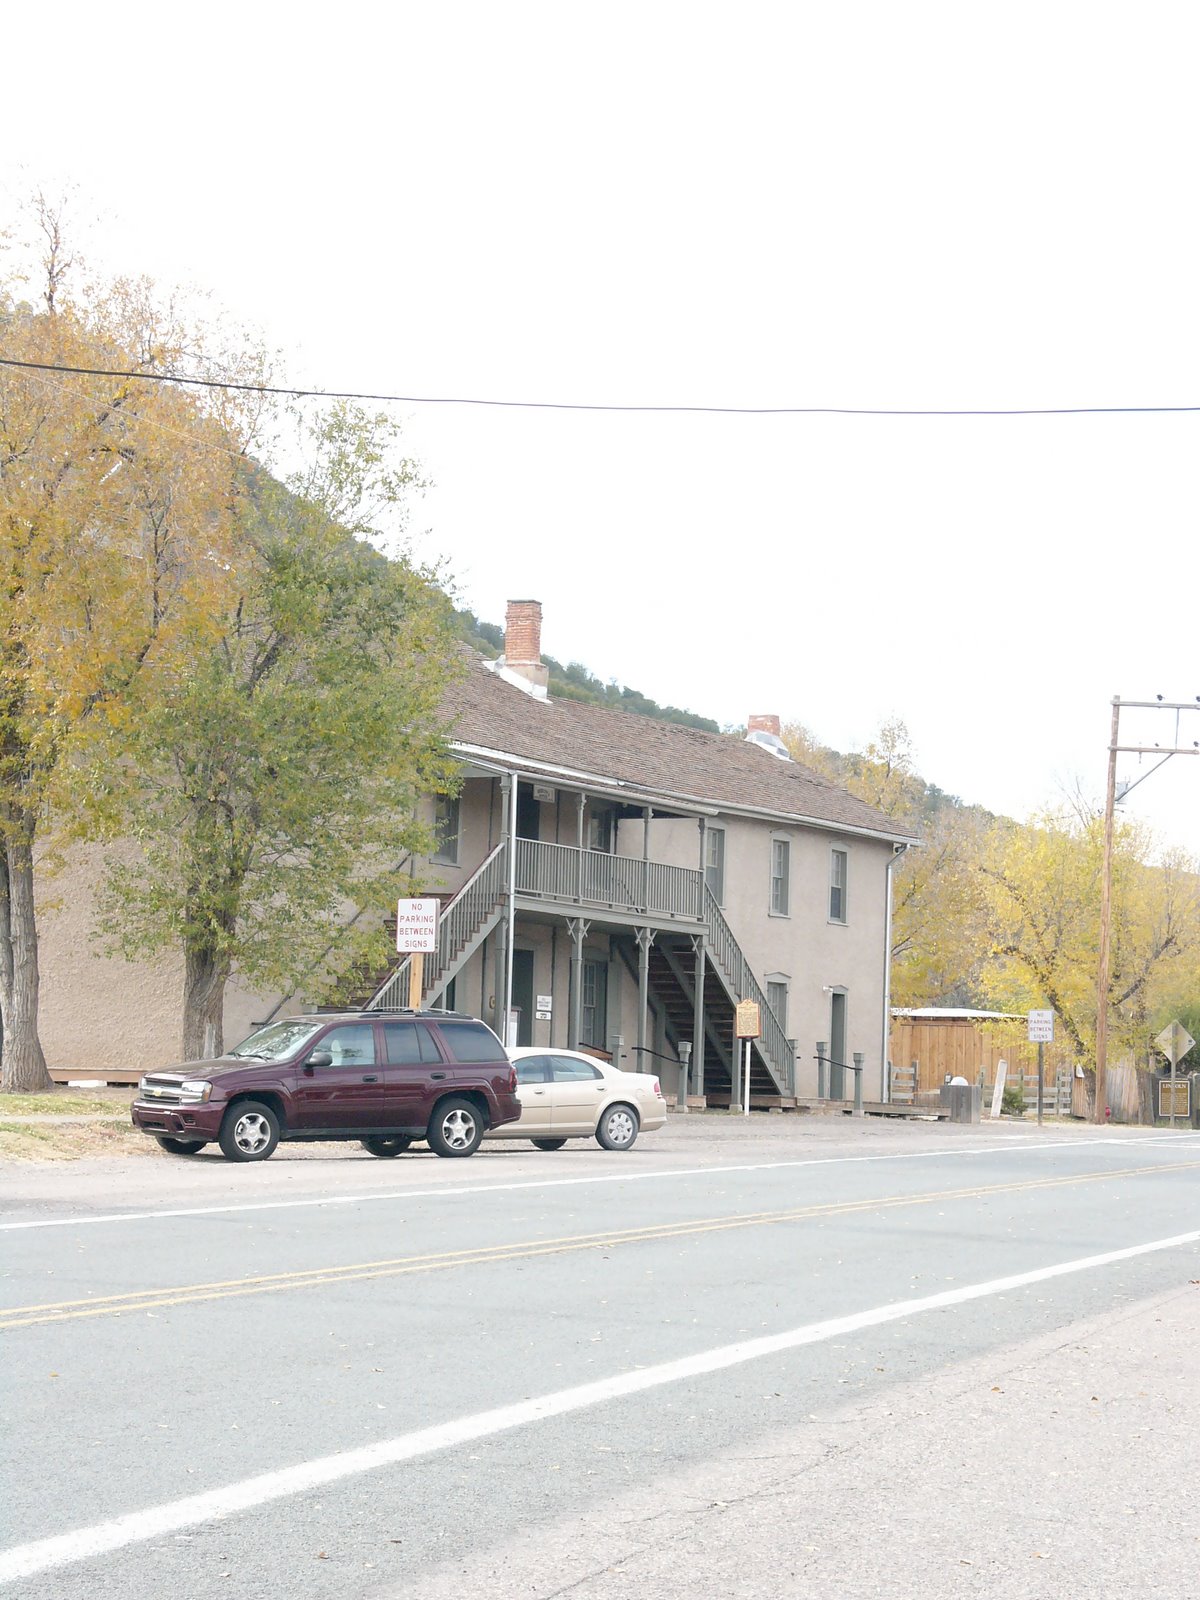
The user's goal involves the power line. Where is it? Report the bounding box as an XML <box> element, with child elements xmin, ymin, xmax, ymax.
<box><xmin>2</xmin><ymin>354</ymin><xmax>1200</xmax><ymax>417</ymax></box>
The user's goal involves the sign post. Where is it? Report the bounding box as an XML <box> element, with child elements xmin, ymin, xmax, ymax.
<box><xmin>735</xmin><ymin>1001</ymin><xmax>761</xmax><ymax>1117</ymax></box>
<box><xmin>1155</xmin><ymin>1020</ymin><xmax>1196</xmax><ymax>1128</ymax></box>
<box><xmin>1028</xmin><ymin>1010</ymin><xmax>1053</xmax><ymax>1126</ymax></box>
<box><xmin>395</xmin><ymin>898</ymin><xmax>439</xmax><ymax>1011</ymax></box>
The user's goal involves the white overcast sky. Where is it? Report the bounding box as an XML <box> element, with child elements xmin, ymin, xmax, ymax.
<box><xmin>3</xmin><ymin>2</ymin><xmax>1199</xmax><ymax>849</ymax></box>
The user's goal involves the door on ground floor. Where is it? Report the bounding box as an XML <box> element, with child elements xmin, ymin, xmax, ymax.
<box><xmin>829</xmin><ymin>989</ymin><xmax>848</xmax><ymax>1099</ymax></box>
<box><xmin>512</xmin><ymin>949</ymin><xmax>535</xmax><ymax>1047</ymax></box>
<box><xmin>581</xmin><ymin>959</ymin><xmax>608</xmax><ymax>1050</ymax></box>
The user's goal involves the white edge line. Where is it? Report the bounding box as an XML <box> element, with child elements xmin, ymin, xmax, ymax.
<box><xmin>2</xmin><ymin>1226</ymin><xmax>1197</xmax><ymax>1584</ymax></box>
<box><xmin>0</xmin><ymin>1135</ymin><xmax>1190</xmax><ymax>1231</ymax></box>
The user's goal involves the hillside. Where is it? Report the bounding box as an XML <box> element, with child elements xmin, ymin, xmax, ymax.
<box><xmin>453</xmin><ymin>608</ymin><xmax>722</xmax><ymax>733</ymax></box>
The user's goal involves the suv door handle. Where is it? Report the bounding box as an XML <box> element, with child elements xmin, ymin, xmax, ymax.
<box><xmin>362</xmin><ymin>1075</ymin><xmax>379</xmax><ymax>1083</ymax></box>
<box><xmin>431</xmin><ymin>1071</ymin><xmax>447</xmax><ymax>1080</ymax></box>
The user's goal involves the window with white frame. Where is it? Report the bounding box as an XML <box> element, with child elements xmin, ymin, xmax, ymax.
<box><xmin>705</xmin><ymin>826</ymin><xmax>725</xmax><ymax>903</ymax></box>
<box><xmin>430</xmin><ymin>794</ymin><xmax>461</xmax><ymax>864</ymax></box>
<box><xmin>770</xmin><ymin>836</ymin><xmax>790</xmax><ymax>916</ymax></box>
<box><xmin>766</xmin><ymin>978</ymin><xmax>789</xmax><ymax>1034</ymax></box>
<box><xmin>829</xmin><ymin>848</ymin><xmax>848</xmax><ymax>922</ymax></box>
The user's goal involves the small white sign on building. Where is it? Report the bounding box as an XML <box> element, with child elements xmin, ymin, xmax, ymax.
<box><xmin>395</xmin><ymin>897</ymin><xmax>439</xmax><ymax>953</ymax></box>
<box><xmin>536</xmin><ymin>994</ymin><xmax>553</xmax><ymax>1012</ymax></box>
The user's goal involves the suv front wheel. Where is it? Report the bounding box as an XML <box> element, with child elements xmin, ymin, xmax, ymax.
<box><xmin>219</xmin><ymin>1100</ymin><xmax>280</xmax><ymax>1162</ymax></box>
<box><xmin>427</xmin><ymin>1097</ymin><xmax>484</xmax><ymax>1158</ymax></box>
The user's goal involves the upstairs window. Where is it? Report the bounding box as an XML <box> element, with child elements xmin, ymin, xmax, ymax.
<box><xmin>830</xmin><ymin>848</ymin><xmax>848</xmax><ymax>923</ymax></box>
<box><xmin>770</xmin><ymin>837</ymin><xmax>790</xmax><ymax>916</ymax></box>
<box><xmin>431</xmin><ymin>794</ymin><xmax>461</xmax><ymax>864</ymax></box>
<box><xmin>705</xmin><ymin>826</ymin><xmax>725</xmax><ymax>904</ymax></box>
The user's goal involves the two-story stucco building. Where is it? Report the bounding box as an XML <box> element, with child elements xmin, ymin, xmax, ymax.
<box><xmin>33</xmin><ymin>599</ymin><xmax>917</xmax><ymax>1102</ymax></box>
<box><xmin>367</xmin><ymin>601</ymin><xmax>918</xmax><ymax>1106</ymax></box>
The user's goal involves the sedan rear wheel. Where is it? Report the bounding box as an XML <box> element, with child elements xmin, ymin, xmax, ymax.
<box><xmin>530</xmin><ymin>1137</ymin><xmax>568</xmax><ymax>1151</ymax></box>
<box><xmin>596</xmin><ymin>1103</ymin><xmax>639</xmax><ymax>1151</ymax></box>
<box><xmin>427</xmin><ymin>1097</ymin><xmax>484</xmax><ymax>1158</ymax></box>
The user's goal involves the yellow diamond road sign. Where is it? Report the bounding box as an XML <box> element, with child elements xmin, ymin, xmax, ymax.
<box><xmin>1155</xmin><ymin>1020</ymin><xmax>1196</xmax><ymax>1065</ymax></box>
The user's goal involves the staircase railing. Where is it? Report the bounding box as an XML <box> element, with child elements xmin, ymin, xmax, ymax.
<box><xmin>702</xmin><ymin>886</ymin><xmax>795</xmax><ymax>1094</ymax></box>
<box><xmin>367</xmin><ymin>840</ymin><xmax>509</xmax><ymax>1010</ymax></box>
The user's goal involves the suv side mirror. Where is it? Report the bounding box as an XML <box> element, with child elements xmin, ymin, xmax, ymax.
<box><xmin>306</xmin><ymin>1049</ymin><xmax>333</xmax><ymax>1070</ymax></box>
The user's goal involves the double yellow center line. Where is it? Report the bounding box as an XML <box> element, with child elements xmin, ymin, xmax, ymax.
<box><xmin>4</xmin><ymin>1161</ymin><xmax>1193</xmax><ymax>1331</ymax></box>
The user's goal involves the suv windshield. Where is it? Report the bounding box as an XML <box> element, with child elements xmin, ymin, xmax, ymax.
<box><xmin>228</xmin><ymin>1019</ymin><xmax>324</xmax><ymax>1062</ymax></box>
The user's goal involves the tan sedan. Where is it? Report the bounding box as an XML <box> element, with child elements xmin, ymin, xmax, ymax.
<box><xmin>487</xmin><ymin>1048</ymin><xmax>668</xmax><ymax>1151</ymax></box>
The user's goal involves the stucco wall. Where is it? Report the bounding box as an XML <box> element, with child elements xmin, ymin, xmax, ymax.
<box><xmin>623</xmin><ymin>811</ymin><xmax>892</xmax><ymax>1099</ymax></box>
<box><xmin>34</xmin><ymin>843</ymin><xmax>296</xmax><ymax>1075</ymax></box>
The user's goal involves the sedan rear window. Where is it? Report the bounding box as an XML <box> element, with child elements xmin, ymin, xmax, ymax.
<box><xmin>437</xmin><ymin>1021</ymin><xmax>506</xmax><ymax>1063</ymax></box>
<box><xmin>550</xmin><ymin>1055</ymin><xmax>603</xmax><ymax>1082</ymax></box>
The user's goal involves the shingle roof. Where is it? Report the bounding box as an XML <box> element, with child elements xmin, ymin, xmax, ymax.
<box><xmin>442</xmin><ymin>652</ymin><xmax>919</xmax><ymax>842</ymax></box>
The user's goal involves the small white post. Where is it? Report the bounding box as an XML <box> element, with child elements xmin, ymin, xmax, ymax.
<box><xmin>743</xmin><ymin>1039</ymin><xmax>751</xmax><ymax>1116</ymax></box>
<box><xmin>990</xmin><ymin>1058</ymin><xmax>1008</xmax><ymax>1120</ymax></box>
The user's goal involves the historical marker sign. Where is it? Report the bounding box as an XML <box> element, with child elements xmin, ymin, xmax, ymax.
<box><xmin>735</xmin><ymin>1000</ymin><xmax>761</xmax><ymax>1039</ymax></box>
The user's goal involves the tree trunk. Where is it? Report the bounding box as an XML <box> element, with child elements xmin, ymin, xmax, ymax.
<box><xmin>0</xmin><ymin>815</ymin><xmax>53</xmax><ymax>1093</ymax></box>
<box><xmin>181</xmin><ymin>942</ymin><xmax>230</xmax><ymax>1061</ymax></box>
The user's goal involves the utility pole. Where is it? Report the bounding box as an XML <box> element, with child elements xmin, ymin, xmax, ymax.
<box><xmin>1094</xmin><ymin>696</ymin><xmax>1199</xmax><ymax>1124</ymax></box>
<box><xmin>1094</xmin><ymin>699</ymin><xmax>1120</xmax><ymax>1124</ymax></box>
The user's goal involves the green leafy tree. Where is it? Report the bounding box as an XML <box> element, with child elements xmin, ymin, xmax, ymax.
<box><xmin>93</xmin><ymin>407</ymin><xmax>460</xmax><ymax>1059</ymax></box>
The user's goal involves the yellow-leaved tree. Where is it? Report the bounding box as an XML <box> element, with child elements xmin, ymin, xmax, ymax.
<box><xmin>0</xmin><ymin>198</ymin><xmax>266</xmax><ymax>1090</ymax></box>
<box><xmin>975</xmin><ymin>807</ymin><xmax>1200</xmax><ymax>1064</ymax></box>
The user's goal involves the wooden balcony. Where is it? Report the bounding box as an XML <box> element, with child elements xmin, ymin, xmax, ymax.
<box><xmin>514</xmin><ymin>838</ymin><xmax>703</xmax><ymax>924</ymax></box>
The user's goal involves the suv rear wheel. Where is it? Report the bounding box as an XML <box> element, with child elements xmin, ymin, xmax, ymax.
<box><xmin>219</xmin><ymin>1101</ymin><xmax>280</xmax><ymax>1162</ymax></box>
<box><xmin>427</xmin><ymin>1097</ymin><xmax>484</xmax><ymax>1158</ymax></box>
<box><xmin>361</xmin><ymin>1136</ymin><xmax>413</xmax><ymax>1159</ymax></box>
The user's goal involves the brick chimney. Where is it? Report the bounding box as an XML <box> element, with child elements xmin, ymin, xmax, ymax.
<box><xmin>499</xmin><ymin>599</ymin><xmax>549</xmax><ymax>696</ymax></box>
<box><xmin>748</xmin><ymin>713</ymin><xmax>781</xmax><ymax>738</ymax></box>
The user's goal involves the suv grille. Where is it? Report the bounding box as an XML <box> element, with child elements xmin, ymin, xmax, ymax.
<box><xmin>140</xmin><ymin>1078</ymin><xmax>187</xmax><ymax>1104</ymax></box>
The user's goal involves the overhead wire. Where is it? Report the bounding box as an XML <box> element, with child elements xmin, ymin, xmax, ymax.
<box><xmin>1</xmin><ymin>355</ymin><xmax>1198</xmax><ymax>417</ymax></box>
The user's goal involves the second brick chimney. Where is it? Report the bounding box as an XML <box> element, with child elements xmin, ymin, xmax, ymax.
<box><xmin>747</xmin><ymin>713</ymin><xmax>782</xmax><ymax>738</ymax></box>
<box><xmin>498</xmin><ymin>599</ymin><xmax>549</xmax><ymax>697</ymax></box>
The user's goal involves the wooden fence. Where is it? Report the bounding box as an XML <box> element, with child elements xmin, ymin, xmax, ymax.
<box><xmin>888</xmin><ymin>1016</ymin><xmax>1182</xmax><ymax>1123</ymax></box>
<box><xmin>889</xmin><ymin>1015</ymin><xmax>1077</xmax><ymax>1100</ymax></box>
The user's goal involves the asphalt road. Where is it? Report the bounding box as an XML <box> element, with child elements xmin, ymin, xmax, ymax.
<box><xmin>2</xmin><ymin>1115</ymin><xmax>1198</xmax><ymax>1598</ymax></box>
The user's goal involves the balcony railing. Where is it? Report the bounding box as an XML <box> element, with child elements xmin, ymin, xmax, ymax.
<box><xmin>515</xmin><ymin>838</ymin><xmax>703</xmax><ymax>921</ymax></box>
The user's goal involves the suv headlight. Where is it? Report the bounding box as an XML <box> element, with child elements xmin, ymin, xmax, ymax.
<box><xmin>179</xmin><ymin>1080</ymin><xmax>213</xmax><ymax>1103</ymax></box>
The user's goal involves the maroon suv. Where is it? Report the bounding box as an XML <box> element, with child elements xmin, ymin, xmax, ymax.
<box><xmin>130</xmin><ymin>1011</ymin><xmax>520</xmax><ymax>1163</ymax></box>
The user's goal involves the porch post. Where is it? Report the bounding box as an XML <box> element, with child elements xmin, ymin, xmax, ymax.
<box><xmin>505</xmin><ymin>773</ymin><xmax>518</xmax><ymax>1047</ymax></box>
<box><xmin>642</xmin><ymin>805</ymin><xmax>652</xmax><ymax>913</ymax></box>
<box><xmin>567</xmin><ymin>916</ymin><xmax>589</xmax><ymax>1050</ymax></box>
<box><xmin>575</xmin><ymin>791</ymin><xmax>585</xmax><ymax>903</ymax></box>
<box><xmin>691</xmin><ymin>933</ymin><xmax>706</xmax><ymax>1097</ymax></box>
<box><xmin>636</xmin><ymin>926</ymin><xmax>654</xmax><ymax>1071</ymax></box>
